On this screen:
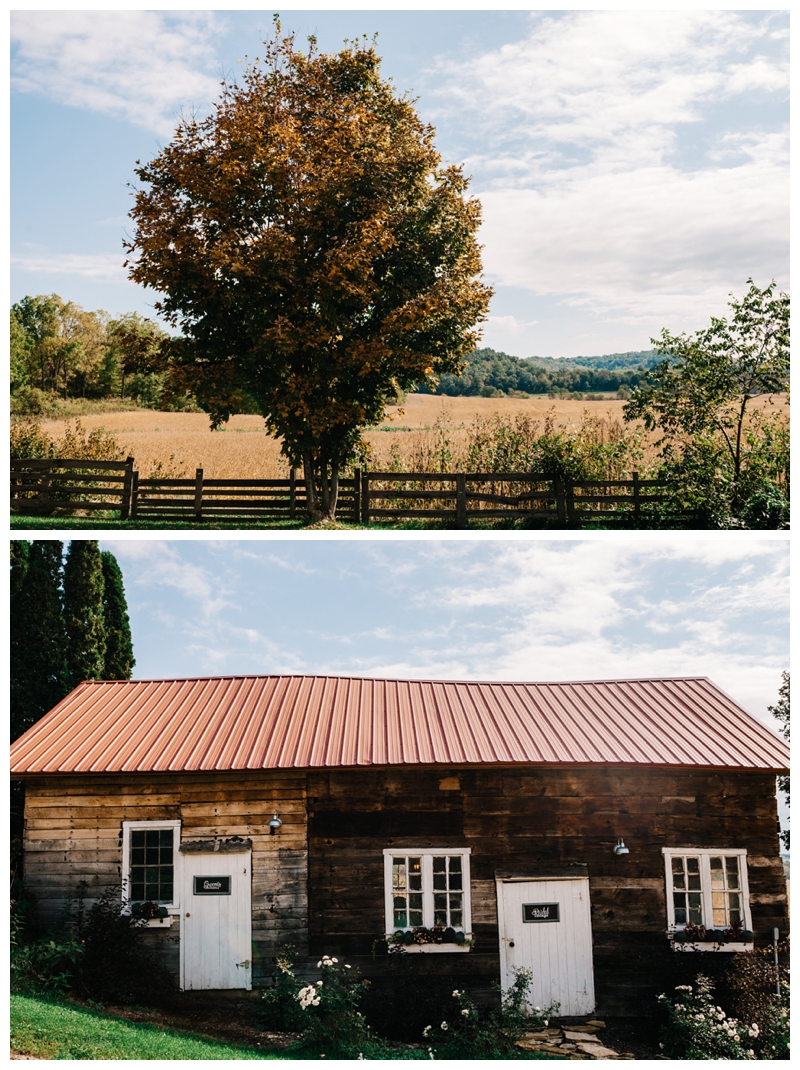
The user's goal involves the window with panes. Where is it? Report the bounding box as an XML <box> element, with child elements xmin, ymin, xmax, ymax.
<box><xmin>129</xmin><ymin>827</ymin><xmax>175</xmax><ymax>903</ymax></box>
<box><xmin>385</xmin><ymin>850</ymin><xmax>471</xmax><ymax>935</ymax></box>
<box><xmin>664</xmin><ymin>849</ymin><xmax>750</xmax><ymax>932</ymax></box>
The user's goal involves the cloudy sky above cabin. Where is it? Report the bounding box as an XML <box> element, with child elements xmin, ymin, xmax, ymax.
<box><xmin>11</xmin><ymin>5</ymin><xmax>789</xmax><ymax>358</ymax></box>
<box><xmin>102</xmin><ymin>537</ymin><xmax>788</xmax><ymax>739</ymax></box>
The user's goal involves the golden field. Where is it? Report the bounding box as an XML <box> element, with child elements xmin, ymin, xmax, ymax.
<box><xmin>38</xmin><ymin>392</ymin><xmax>787</xmax><ymax>479</ymax></box>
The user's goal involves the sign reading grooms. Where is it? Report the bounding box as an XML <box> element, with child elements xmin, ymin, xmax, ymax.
<box><xmin>193</xmin><ymin>875</ymin><xmax>232</xmax><ymax>895</ymax></box>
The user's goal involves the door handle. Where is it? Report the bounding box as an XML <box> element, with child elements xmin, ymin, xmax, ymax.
<box><xmin>236</xmin><ymin>960</ymin><xmax>251</xmax><ymax>969</ymax></box>
<box><xmin>509</xmin><ymin>940</ymin><xmax>515</xmax><ymax>947</ymax></box>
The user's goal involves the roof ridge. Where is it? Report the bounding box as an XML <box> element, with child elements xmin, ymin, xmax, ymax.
<box><xmin>79</xmin><ymin>673</ymin><xmax>714</xmax><ymax>686</ymax></box>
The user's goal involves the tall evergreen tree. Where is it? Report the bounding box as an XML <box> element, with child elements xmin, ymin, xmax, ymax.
<box><xmin>10</xmin><ymin>540</ymin><xmax>68</xmax><ymax>742</ymax></box>
<box><xmin>63</xmin><ymin>540</ymin><xmax>106</xmax><ymax>690</ymax></box>
<box><xmin>101</xmin><ymin>550</ymin><xmax>135</xmax><ymax>679</ymax></box>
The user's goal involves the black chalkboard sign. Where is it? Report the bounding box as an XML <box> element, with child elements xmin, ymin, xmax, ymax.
<box><xmin>522</xmin><ymin>902</ymin><xmax>560</xmax><ymax>923</ymax></box>
<box><xmin>193</xmin><ymin>876</ymin><xmax>231</xmax><ymax>895</ymax></box>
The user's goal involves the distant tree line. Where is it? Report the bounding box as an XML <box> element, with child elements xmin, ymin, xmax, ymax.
<box><xmin>11</xmin><ymin>295</ymin><xmax>662</xmax><ymax>412</ymax></box>
<box><xmin>423</xmin><ymin>347</ymin><xmax>662</xmax><ymax>398</ymax></box>
<box><xmin>10</xmin><ymin>294</ymin><xmax>198</xmax><ymax>413</ymax></box>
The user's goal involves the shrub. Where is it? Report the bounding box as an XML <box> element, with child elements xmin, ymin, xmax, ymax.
<box><xmin>291</xmin><ymin>954</ymin><xmax>378</xmax><ymax>1058</ymax></box>
<box><xmin>11</xmin><ymin>896</ymin><xmax>82</xmax><ymax>997</ymax></box>
<box><xmin>657</xmin><ymin>975</ymin><xmax>760</xmax><ymax>1059</ymax></box>
<box><xmin>739</xmin><ymin>487</ymin><xmax>789</xmax><ymax>529</ymax></box>
<box><xmin>720</xmin><ymin>943</ymin><xmax>790</xmax><ymax>1060</ymax></box>
<box><xmin>11</xmin><ymin>418</ymin><xmax>125</xmax><ymax>462</ymax></box>
<box><xmin>428</xmin><ymin>968</ymin><xmax>558</xmax><ymax>1060</ymax></box>
<box><xmin>71</xmin><ymin>885</ymin><xmax>176</xmax><ymax>1005</ymax></box>
<box><xmin>258</xmin><ymin>945</ymin><xmax>307</xmax><ymax>1032</ymax></box>
<box><xmin>10</xmin><ymin>385</ymin><xmax>60</xmax><ymax>416</ymax></box>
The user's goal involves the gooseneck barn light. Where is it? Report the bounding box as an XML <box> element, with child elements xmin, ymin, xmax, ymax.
<box><xmin>613</xmin><ymin>838</ymin><xmax>630</xmax><ymax>856</ymax></box>
<box><xmin>268</xmin><ymin>813</ymin><xmax>283</xmax><ymax>835</ymax></box>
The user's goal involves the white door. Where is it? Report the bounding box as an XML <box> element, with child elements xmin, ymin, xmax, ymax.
<box><xmin>181</xmin><ymin>851</ymin><xmax>252</xmax><ymax>990</ymax></box>
<box><xmin>497</xmin><ymin>877</ymin><xmax>595</xmax><ymax>1016</ymax></box>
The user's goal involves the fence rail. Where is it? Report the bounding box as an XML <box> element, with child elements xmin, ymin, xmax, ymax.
<box><xmin>11</xmin><ymin>458</ymin><xmax>668</xmax><ymax>527</ymax></box>
<box><xmin>11</xmin><ymin>458</ymin><xmax>135</xmax><ymax>519</ymax></box>
<box><xmin>359</xmin><ymin>470</ymin><xmax>666</xmax><ymax>527</ymax></box>
<box><xmin>132</xmin><ymin>468</ymin><xmax>359</xmax><ymax>522</ymax></box>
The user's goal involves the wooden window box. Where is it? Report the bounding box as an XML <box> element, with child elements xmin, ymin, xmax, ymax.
<box><xmin>141</xmin><ymin>916</ymin><xmax>175</xmax><ymax>928</ymax></box>
<box><xmin>401</xmin><ymin>942</ymin><xmax>472</xmax><ymax>954</ymax></box>
<box><xmin>671</xmin><ymin>939</ymin><xmax>753</xmax><ymax>953</ymax></box>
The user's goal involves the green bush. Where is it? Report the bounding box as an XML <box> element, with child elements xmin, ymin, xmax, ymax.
<box><xmin>258</xmin><ymin>945</ymin><xmax>307</xmax><ymax>1032</ymax></box>
<box><xmin>739</xmin><ymin>487</ymin><xmax>789</xmax><ymax>529</ymax></box>
<box><xmin>291</xmin><ymin>954</ymin><xmax>377</xmax><ymax>1057</ymax></box>
<box><xmin>427</xmin><ymin>968</ymin><xmax>558</xmax><ymax>1060</ymax></box>
<box><xmin>11</xmin><ymin>896</ymin><xmax>82</xmax><ymax>997</ymax></box>
<box><xmin>71</xmin><ymin>885</ymin><xmax>177</xmax><ymax>1005</ymax></box>
<box><xmin>657</xmin><ymin>975</ymin><xmax>762</xmax><ymax>1059</ymax></box>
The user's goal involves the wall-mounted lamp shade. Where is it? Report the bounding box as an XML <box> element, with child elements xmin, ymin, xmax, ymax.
<box><xmin>268</xmin><ymin>813</ymin><xmax>283</xmax><ymax>835</ymax></box>
<box><xmin>613</xmin><ymin>838</ymin><xmax>630</xmax><ymax>856</ymax></box>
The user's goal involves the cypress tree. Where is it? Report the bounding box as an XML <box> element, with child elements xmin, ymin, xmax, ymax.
<box><xmin>101</xmin><ymin>550</ymin><xmax>135</xmax><ymax>679</ymax></box>
<box><xmin>63</xmin><ymin>540</ymin><xmax>106</xmax><ymax>690</ymax></box>
<box><xmin>10</xmin><ymin>540</ymin><xmax>68</xmax><ymax>742</ymax></box>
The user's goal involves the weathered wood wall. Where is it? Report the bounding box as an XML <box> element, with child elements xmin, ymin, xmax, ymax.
<box><xmin>22</xmin><ymin>771</ymin><xmax>308</xmax><ymax>983</ymax></box>
<box><xmin>306</xmin><ymin>765</ymin><xmax>788</xmax><ymax>1014</ymax></box>
<box><xmin>21</xmin><ymin>763</ymin><xmax>788</xmax><ymax>1013</ymax></box>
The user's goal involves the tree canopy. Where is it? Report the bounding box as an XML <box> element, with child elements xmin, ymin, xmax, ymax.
<box><xmin>769</xmin><ymin>671</ymin><xmax>789</xmax><ymax>850</ymax></box>
<box><xmin>125</xmin><ymin>26</ymin><xmax>492</xmax><ymax>519</ymax></box>
<box><xmin>624</xmin><ymin>280</ymin><xmax>789</xmax><ymax>526</ymax></box>
<box><xmin>11</xmin><ymin>540</ymin><xmax>135</xmax><ymax>742</ymax></box>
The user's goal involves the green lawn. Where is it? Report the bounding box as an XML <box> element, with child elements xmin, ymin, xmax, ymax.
<box><xmin>9</xmin><ymin>514</ymin><xmax>461</xmax><ymax>531</ymax></box>
<box><xmin>10</xmin><ymin>995</ymin><xmax>283</xmax><ymax>1060</ymax></box>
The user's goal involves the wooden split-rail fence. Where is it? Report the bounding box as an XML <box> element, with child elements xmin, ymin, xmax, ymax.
<box><xmin>11</xmin><ymin>457</ymin><xmax>668</xmax><ymax>527</ymax></box>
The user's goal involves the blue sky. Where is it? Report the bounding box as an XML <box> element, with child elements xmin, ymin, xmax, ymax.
<box><xmin>11</xmin><ymin>6</ymin><xmax>789</xmax><ymax>358</ymax></box>
<box><xmin>103</xmin><ymin>536</ymin><xmax>788</xmax><ymax>734</ymax></box>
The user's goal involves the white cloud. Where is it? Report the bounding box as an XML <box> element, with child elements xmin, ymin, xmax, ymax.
<box><xmin>11</xmin><ymin>10</ymin><xmax>224</xmax><ymax>136</ymax></box>
<box><xmin>11</xmin><ymin>252</ymin><xmax>127</xmax><ymax>282</ymax></box>
<box><xmin>106</xmin><ymin>540</ymin><xmax>230</xmax><ymax>622</ymax></box>
<box><xmin>373</xmin><ymin>541</ymin><xmax>789</xmax><ymax>722</ymax></box>
<box><xmin>432</xmin><ymin>10</ymin><xmax>789</xmax><ymax>330</ymax></box>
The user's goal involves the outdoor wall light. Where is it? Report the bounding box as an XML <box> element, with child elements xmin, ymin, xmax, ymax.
<box><xmin>613</xmin><ymin>838</ymin><xmax>630</xmax><ymax>856</ymax></box>
<box><xmin>269</xmin><ymin>813</ymin><xmax>283</xmax><ymax>835</ymax></box>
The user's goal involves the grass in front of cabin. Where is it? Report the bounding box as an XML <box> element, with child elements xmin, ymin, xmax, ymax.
<box><xmin>10</xmin><ymin>994</ymin><xmax>283</xmax><ymax>1060</ymax></box>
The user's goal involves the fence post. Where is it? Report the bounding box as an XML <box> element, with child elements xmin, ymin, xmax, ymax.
<box><xmin>38</xmin><ymin>459</ymin><xmax>53</xmax><ymax>514</ymax></box>
<box><xmin>353</xmin><ymin>468</ymin><xmax>361</xmax><ymax>524</ymax></box>
<box><xmin>566</xmin><ymin>480</ymin><xmax>577</xmax><ymax>527</ymax></box>
<box><xmin>130</xmin><ymin>471</ymin><xmax>139</xmax><ymax>520</ymax></box>
<box><xmin>120</xmin><ymin>457</ymin><xmax>134</xmax><ymax>521</ymax></box>
<box><xmin>555</xmin><ymin>477</ymin><xmax>566</xmax><ymax>526</ymax></box>
<box><xmin>194</xmin><ymin>468</ymin><xmax>204</xmax><ymax>521</ymax></box>
<box><xmin>632</xmin><ymin>471</ymin><xmax>641</xmax><ymax>520</ymax></box>
<box><xmin>289</xmin><ymin>468</ymin><xmax>297</xmax><ymax>519</ymax></box>
<box><xmin>456</xmin><ymin>473</ymin><xmax>467</xmax><ymax>529</ymax></box>
<box><xmin>361</xmin><ymin>471</ymin><xmax>370</xmax><ymax>526</ymax></box>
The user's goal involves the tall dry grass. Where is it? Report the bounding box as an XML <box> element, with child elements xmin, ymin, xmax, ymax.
<box><xmin>34</xmin><ymin>393</ymin><xmax>786</xmax><ymax>479</ymax></box>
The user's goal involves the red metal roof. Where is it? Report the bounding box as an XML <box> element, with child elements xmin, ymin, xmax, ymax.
<box><xmin>9</xmin><ymin>674</ymin><xmax>789</xmax><ymax>775</ymax></box>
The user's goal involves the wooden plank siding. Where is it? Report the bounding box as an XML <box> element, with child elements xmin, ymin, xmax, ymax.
<box><xmin>22</xmin><ymin>764</ymin><xmax>787</xmax><ymax>1013</ymax></box>
<box><xmin>22</xmin><ymin>771</ymin><xmax>309</xmax><ymax>983</ymax></box>
<box><xmin>305</xmin><ymin>766</ymin><xmax>788</xmax><ymax>1014</ymax></box>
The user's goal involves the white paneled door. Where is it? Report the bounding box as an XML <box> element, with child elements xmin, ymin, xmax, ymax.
<box><xmin>180</xmin><ymin>851</ymin><xmax>252</xmax><ymax>990</ymax></box>
<box><xmin>497</xmin><ymin>877</ymin><xmax>595</xmax><ymax>1016</ymax></box>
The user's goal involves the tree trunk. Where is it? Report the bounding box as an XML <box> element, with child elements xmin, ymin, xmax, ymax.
<box><xmin>320</xmin><ymin>461</ymin><xmax>339</xmax><ymax>520</ymax></box>
<box><xmin>303</xmin><ymin>451</ymin><xmax>324</xmax><ymax>523</ymax></box>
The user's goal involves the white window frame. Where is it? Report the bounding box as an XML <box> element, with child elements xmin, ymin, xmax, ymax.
<box><xmin>121</xmin><ymin>819</ymin><xmax>182</xmax><ymax>914</ymax></box>
<box><xmin>662</xmin><ymin>847</ymin><xmax>752</xmax><ymax>935</ymax></box>
<box><xmin>383</xmin><ymin>847</ymin><xmax>472</xmax><ymax>937</ymax></box>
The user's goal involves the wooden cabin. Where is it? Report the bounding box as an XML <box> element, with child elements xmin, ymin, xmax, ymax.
<box><xmin>10</xmin><ymin>674</ymin><xmax>789</xmax><ymax>1015</ymax></box>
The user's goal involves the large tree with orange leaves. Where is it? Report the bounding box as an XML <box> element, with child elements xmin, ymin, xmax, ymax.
<box><xmin>125</xmin><ymin>26</ymin><xmax>492</xmax><ymax>520</ymax></box>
